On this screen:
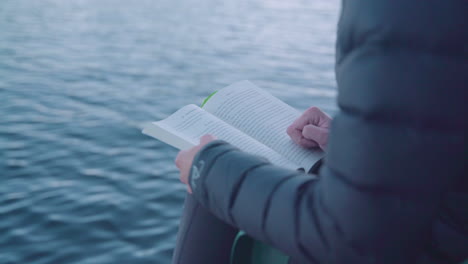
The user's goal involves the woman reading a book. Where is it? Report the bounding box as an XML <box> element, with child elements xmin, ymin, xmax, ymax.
<box><xmin>171</xmin><ymin>0</ymin><xmax>467</xmax><ymax>263</ymax></box>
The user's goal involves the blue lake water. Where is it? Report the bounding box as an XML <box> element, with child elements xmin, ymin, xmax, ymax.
<box><xmin>0</xmin><ymin>0</ymin><xmax>339</xmax><ymax>263</ymax></box>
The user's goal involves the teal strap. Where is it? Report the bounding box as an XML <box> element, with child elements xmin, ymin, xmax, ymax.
<box><xmin>230</xmin><ymin>231</ymin><xmax>253</xmax><ymax>264</ymax></box>
<box><xmin>231</xmin><ymin>231</ymin><xmax>289</xmax><ymax>264</ymax></box>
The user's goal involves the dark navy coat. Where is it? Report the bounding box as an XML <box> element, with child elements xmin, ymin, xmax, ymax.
<box><xmin>189</xmin><ymin>0</ymin><xmax>468</xmax><ymax>263</ymax></box>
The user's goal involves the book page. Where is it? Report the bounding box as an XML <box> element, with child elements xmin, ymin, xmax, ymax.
<box><xmin>203</xmin><ymin>81</ymin><xmax>323</xmax><ymax>171</ymax></box>
<box><xmin>143</xmin><ymin>104</ymin><xmax>297</xmax><ymax>169</ymax></box>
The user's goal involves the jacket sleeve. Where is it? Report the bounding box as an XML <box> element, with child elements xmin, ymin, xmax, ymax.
<box><xmin>189</xmin><ymin>0</ymin><xmax>467</xmax><ymax>263</ymax></box>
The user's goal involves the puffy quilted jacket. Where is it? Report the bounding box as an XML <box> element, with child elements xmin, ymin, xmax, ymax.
<box><xmin>189</xmin><ymin>0</ymin><xmax>468</xmax><ymax>263</ymax></box>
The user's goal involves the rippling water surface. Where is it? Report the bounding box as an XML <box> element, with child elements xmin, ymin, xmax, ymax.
<box><xmin>0</xmin><ymin>0</ymin><xmax>339</xmax><ymax>263</ymax></box>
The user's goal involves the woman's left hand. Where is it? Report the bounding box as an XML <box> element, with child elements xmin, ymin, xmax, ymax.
<box><xmin>175</xmin><ymin>134</ymin><xmax>216</xmax><ymax>193</ymax></box>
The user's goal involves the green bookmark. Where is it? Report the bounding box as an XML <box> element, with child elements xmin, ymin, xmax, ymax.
<box><xmin>201</xmin><ymin>91</ymin><xmax>218</xmax><ymax>108</ymax></box>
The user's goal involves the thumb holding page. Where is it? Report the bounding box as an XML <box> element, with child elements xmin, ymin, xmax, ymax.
<box><xmin>302</xmin><ymin>125</ymin><xmax>328</xmax><ymax>151</ymax></box>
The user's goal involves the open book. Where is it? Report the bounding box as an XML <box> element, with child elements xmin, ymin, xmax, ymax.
<box><xmin>143</xmin><ymin>81</ymin><xmax>323</xmax><ymax>171</ymax></box>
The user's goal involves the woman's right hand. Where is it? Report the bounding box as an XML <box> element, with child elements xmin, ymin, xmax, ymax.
<box><xmin>287</xmin><ymin>107</ymin><xmax>331</xmax><ymax>151</ymax></box>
